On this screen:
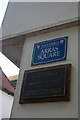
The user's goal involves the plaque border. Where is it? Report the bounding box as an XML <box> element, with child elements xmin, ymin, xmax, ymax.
<box><xmin>19</xmin><ymin>64</ymin><xmax>71</xmax><ymax>104</ymax></box>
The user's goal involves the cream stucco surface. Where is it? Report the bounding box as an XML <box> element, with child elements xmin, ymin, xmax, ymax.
<box><xmin>11</xmin><ymin>26</ymin><xmax>78</xmax><ymax>118</ymax></box>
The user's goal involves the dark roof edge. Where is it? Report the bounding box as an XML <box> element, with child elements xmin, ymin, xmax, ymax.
<box><xmin>0</xmin><ymin>67</ymin><xmax>12</xmax><ymax>84</ymax></box>
<box><xmin>0</xmin><ymin>67</ymin><xmax>14</xmax><ymax>96</ymax></box>
<box><xmin>0</xmin><ymin>87</ymin><xmax>14</xmax><ymax>96</ymax></box>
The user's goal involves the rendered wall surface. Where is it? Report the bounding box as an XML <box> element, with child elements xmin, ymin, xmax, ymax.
<box><xmin>11</xmin><ymin>26</ymin><xmax>78</xmax><ymax>118</ymax></box>
<box><xmin>0</xmin><ymin>90</ymin><xmax>2</xmax><ymax>119</ymax></box>
<box><xmin>0</xmin><ymin>90</ymin><xmax>14</xmax><ymax>119</ymax></box>
<box><xmin>2</xmin><ymin>2</ymin><xmax>78</xmax><ymax>38</ymax></box>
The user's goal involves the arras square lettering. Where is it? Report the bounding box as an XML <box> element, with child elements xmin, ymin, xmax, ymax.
<box><xmin>31</xmin><ymin>36</ymin><xmax>68</xmax><ymax>66</ymax></box>
<box><xmin>38</xmin><ymin>46</ymin><xmax>60</xmax><ymax>60</ymax></box>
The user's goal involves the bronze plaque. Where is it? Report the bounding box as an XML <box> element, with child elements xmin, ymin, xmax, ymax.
<box><xmin>19</xmin><ymin>64</ymin><xmax>71</xmax><ymax>104</ymax></box>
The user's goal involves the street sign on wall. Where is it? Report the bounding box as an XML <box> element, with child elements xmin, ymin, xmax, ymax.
<box><xmin>31</xmin><ymin>36</ymin><xmax>68</xmax><ymax>66</ymax></box>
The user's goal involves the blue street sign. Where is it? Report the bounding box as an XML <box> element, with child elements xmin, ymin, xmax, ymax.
<box><xmin>31</xmin><ymin>36</ymin><xmax>68</xmax><ymax>66</ymax></box>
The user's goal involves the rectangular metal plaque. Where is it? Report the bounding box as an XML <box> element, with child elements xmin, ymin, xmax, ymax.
<box><xmin>19</xmin><ymin>64</ymin><xmax>71</xmax><ymax>104</ymax></box>
<box><xmin>31</xmin><ymin>36</ymin><xmax>68</xmax><ymax>66</ymax></box>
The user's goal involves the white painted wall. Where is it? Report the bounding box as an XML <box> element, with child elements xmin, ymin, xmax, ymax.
<box><xmin>0</xmin><ymin>90</ymin><xmax>14</xmax><ymax>119</ymax></box>
<box><xmin>2</xmin><ymin>2</ymin><xmax>78</xmax><ymax>38</ymax></box>
<box><xmin>0</xmin><ymin>90</ymin><xmax>2</xmax><ymax>120</ymax></box>
<box><xmin>11</xmin><ymin>26</ymin><xmax>78</xmax><ymax>118</ymax></box>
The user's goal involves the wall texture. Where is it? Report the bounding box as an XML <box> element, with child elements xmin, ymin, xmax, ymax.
<box><xmin>11</xmin><ymin>26</ymin><xmax>78</xmax><ymax>118</ymax></box>
<box><xmin>2</xmin><ymin>2</ymin><xmax>78</xmax><ymax>38</ymax></box>
<box><xmin>0</xmin><ymin>90</ymin><xmax>14</xmax><ymax>119</ymax></box>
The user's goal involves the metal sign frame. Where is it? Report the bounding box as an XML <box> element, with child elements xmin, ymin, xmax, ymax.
<box><xmin>31</xmin><ymin>36</ymin><xmax>68</xmax><ymax>66</ymax></box>
<box><xmin>19</xmin><ymin>64</ymin><xmax>71</xmax><ymax>104</ymax></box>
